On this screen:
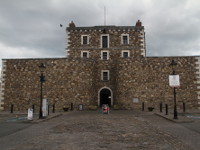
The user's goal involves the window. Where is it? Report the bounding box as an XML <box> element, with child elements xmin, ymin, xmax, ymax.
<box><xmin>101</xmin><ymin>70</ymin><xmax>109</xmax><ymax>81</ymax></box>
<box><xmin>81</xmin><ymin>35</ymin><xmax>89</xmax><ymax>45</ymax></box>
<box><xmin>102</xmin><ymin>52</ymin><xmax>108</xmax><ymax>60</ymax></box>
<box><xmin>121</xmin><ymin>34</ymin><xmax>129</xmax><ymax>45</ymax></box>
<box><xmin>101</xmin><ymin>34</ymin><xmax>109</xmax><ymax>48</ymax></box>
<box><xmin>101</xmin><ymin>51</ymin><xmax>109</xmax><ymax>60</ymax></box>
<box><xmin>123</xmin><ymin>36</ymin><xmax>128</xmax><ymax>44</ymax></box>
<box><xmin>81</xmin><ymin>51</ymin><xmax>89</xmax><ymax>58</ymax></box>
<box><xmin>121</xmin><ymin>50</ymin><xmax>130</xmax><ymax>58</ymax></box>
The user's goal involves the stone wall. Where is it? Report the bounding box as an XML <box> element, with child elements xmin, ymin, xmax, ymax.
<box><xmin>115</xmin><ymin>56</ymin><xmax>199</xmax><ymax>110</ymax></box>
<box><xmin>2</xmin><ymin>58</ymin><xmax>97</xmax><ymax>111</ymax></box>
<box><xmin>1</xmin><ymin>56</ymin><xmax>199</xmax><ymax>111</ymax></box>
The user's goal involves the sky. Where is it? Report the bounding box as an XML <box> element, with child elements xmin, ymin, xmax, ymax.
<box><xmin>0</xmin><ymin>0</ymin><xmax>200</xmax><ymax>74</ymax></box>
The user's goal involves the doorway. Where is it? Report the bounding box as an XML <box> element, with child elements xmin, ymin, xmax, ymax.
<box><xmin>99</xmin><ymin>87</ymin><xmax>112</xmax><ymax>107</ymax></box>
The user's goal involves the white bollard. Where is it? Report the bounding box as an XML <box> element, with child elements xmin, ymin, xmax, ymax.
<box><xmin>27</xmin><ymin>108</ymin><xmax>33</xmax><ymax>120</ymax></box>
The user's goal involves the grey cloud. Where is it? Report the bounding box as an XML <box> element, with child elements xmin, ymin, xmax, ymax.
<box><xmin>144</xmin><ymin>0</ymin><xmax>200</xmax><ymax>56</ymax></box>
<box><xmin>0</xmin><ymin>0</ymin><xmax>200</xmax><ymax>62</ymax></box>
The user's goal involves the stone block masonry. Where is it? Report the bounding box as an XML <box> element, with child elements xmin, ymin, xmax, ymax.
<box><xmin>2</xmin><ymin>56</ymin><xmax>199</xmax><ymax>111</ymax></box>
<box><xmin>66</xmin><ymin>24</ymin><xmax>145</xmax><ymax>59</ymax></box>
<box><xmin>2</xmin><ymin>58</ymin><xmax>97</xmax><ymax>111</ymax></box>
<box><xmin>116</xmin><ymin>56</ymin><xmax>198</xmax><ymax>110</ymax></box>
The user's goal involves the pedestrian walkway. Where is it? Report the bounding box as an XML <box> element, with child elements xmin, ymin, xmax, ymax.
<box><xmin>0</xmin><ymin>111</ymin><xmax>62</xmax><ymax>123</ymax></box>
<box><xmin>141</xmin><ymin>110</ymin><xmax>200</xmax><ymax>150</ymax></box>
<box><xmin>155</xmin><ymin>112</ymin><xmax>194</xmax><ymax>123</ymax></box>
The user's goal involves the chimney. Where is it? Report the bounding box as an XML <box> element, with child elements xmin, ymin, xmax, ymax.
<box><xmin>69</xmin><ymin>21</ymin><xmax>76</xmax><ymax>28</ymax></box>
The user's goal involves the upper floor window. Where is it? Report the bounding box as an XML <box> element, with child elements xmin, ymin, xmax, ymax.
<box><xmin>81</xmin><ymin>51</ymin><xmax>89</xmax><ymax>58</ymax></box>
<box><xmin>101</xmin><ymin>34</ymin><xmax>109</xmax><ymax>48</ymax></box>
<box><xmin>81</xmin><ymin>35</ymin><xmax>89</xmax><ymax>45</ymax></box>
<box><xmin>101</xmin><ymin>51</ymin><xmax>109</xmax><ymax>60</ymax></box>
<box><xmin>121</xmin><ymin>34</ymin><xmax>129</xmax><ymax>45</ymax></box>
<box><xmin>121</xmin><ymin>50</ymin><xmax>130</xmax><ymax>58</ymax></box>
<box><xmin>101</xmin><ymin>70</ymin><xmax>109</xmax><ymax>81</ymax></box>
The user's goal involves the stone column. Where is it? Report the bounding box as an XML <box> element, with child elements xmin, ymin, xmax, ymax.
<box><xmin>0</xmin><ymin>60</ymin><xmax>6</xmax><ymax>110</ymax></box>
<box><xmin>195</xmin><ymin>57</ymin><xmax>200</xmax><ymax>110</ymax></box>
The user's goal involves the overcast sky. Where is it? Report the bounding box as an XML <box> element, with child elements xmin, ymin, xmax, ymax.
<box><xmin>0</xmin><ymin>0</ymin><xmax>200</xmax><ymax>73</ymax></box>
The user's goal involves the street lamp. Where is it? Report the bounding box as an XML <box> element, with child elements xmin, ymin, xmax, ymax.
<box><xmin>169</xmin><ymin>60</ymin><xmax>178</xmax><ymax>119</ymax></box>
<box><xmin>39</xmin><ymin>63</ymin><xmax>46</xmax><ymax>119</ymax></box>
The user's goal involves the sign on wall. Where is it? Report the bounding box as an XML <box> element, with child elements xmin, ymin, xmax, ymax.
<box><xmin>169</xmin><ymin>75</ymin><xmax>180</xmax><ymax>87</ymax></box>
<box><xmin>133</xmin><ymin>98</ymin><xmax>139</xmax><ymax>103</ymax></box>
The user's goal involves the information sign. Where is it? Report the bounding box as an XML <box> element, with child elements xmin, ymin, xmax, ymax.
<box><xmin>169</xmin><ymin>75</ymin><xmax>180</xmax><ymax>87</ymax></box>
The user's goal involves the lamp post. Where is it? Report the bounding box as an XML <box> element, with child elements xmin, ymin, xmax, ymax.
<box><xmin>39</xmin><ymin>63</ymin><xmax>46</xmax><ymax>119</ymax></box>
<box><xmin>169</xmin><ymin>60</ymin><xmax>178</xmax><ymax>119</ymax></box>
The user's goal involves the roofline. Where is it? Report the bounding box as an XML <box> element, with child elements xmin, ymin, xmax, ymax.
<box><xmin>146</xmin><ymin>55</ymin><xmax>200</xmax><ymax>58</ymax></box>
<box><xmin>2</xmin><ymin>57</ymin><xmax>67</xmax><ymax>61</ymax></box>
<box><xmin>67</xmin><ymin>25</ymin><xmax>144</xmax><ymax>31</ymax></box>
<box><xmin>2</xmin><ymin>55</ymin><xmax>200</xmax><ymax>61</ymax></box>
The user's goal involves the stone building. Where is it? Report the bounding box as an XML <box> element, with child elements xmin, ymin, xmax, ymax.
<box><xmin>0</xmin><ymin>80</ymin><xmax>2</xmax><ymax>110</ymax></box>
<box><xmin>0</xmin><ymin>20</ymin><xmax>200</xmax><ymax>111</ymax></box>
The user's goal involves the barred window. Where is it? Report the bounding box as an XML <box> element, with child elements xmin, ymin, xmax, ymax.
<box><xmin>122</xmin><ymin>50</ymin><xmax>130</xmax><ymax>58</ymax></box>
<box><xmin>101</xmin><ymin>51</ymin><xmax>109</xmax><ymax>60</ymax></box>
<box><xmin>81</xmin><ymin>35</ymin><xmax>89</xmax><ymax>45</ymax></box>
<box><xmin>103</xmin><ymin>52</ymin><xmax>108</xmax><ymax>60</ymax></box>
<box><xmin>121</xmin><ymin>34</ymin><xmax>129</xmax><ymax>45</ymax></box>
<box><xmin>102</xmin><ymin>70</ymin><xmax>109</xmax><ymax>81</ymax></box>
<box><xmin>81</xmin><ymin>51</ymin><xmax>89</xmax><ymax>58</ymax></box>
<box><xmin>101</xmin><ymin>34</ymin><xmax>109</xmax><ymax>48</ymax></box>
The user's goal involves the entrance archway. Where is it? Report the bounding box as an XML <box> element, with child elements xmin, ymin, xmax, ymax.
<box><xmin>98</xmin><ymin>87</ymin><xmax>113</xmax><ymax>107</ymax></box>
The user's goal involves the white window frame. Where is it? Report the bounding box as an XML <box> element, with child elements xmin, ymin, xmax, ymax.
<box><xmin>81</xmin><ymin>51</ymin><xmax>89</xmax><ymax>58</ymax></box>
<box><xmin>121</xmin><ymin>34</ymin><xmax>129</xmax><ymax>45</ymax></box>
<box><xmin>81</xmin><ymin>35</ymin><xmax>89</xmax><ymax>45</ymax></box>
<box><xmin>101</xmin><ymin>50</ymin><xmax>109</xmax><ymax>60</ymax></box>
<box><xmin>101</xmin><ymin>70</ymin><xmax>110</xmax><ymax>81</ymax></box>
<box><xmin>101</xmin><ymin>34</ymin><xmax>109</xmax><ymax>48</ymax></box>
<box><xmin>121</xmin><ymin>50</ymin><xmax>130</xmax><ymax>58</ymax></box>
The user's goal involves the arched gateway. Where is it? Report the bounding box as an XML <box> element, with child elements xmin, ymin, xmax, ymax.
<box><xmin>98</xmin><ymin>87</ymin><xmax>113</xmax><ymax>107</ymax></box>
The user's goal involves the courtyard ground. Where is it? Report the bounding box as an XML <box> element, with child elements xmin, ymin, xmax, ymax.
<box><xmin>0</xmin><ymin>110</ymin><xmax>200</xmax><ymax>150</ymax></box>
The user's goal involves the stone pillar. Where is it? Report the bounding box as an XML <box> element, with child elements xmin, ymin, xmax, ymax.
<box><xmin>66</xmin><ymin>31</ymin><xmax>70</xmax><ymax>57</ymax></box>
<box><xmin>195</xmin><ymin>57</ymin><xmax>200</xmax><ymax>109</ymax></box>
<box><xmin>139</xmin><ymin>29</ymin><xmax>146</xmax><ymax>57</ymax></box>
<box><xmin>0</xmin><ymin>60</ymin><xmax>6</xmax><ymax>110</ymax></box>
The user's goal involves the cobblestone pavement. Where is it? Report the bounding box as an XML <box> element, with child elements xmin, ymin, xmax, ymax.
<box><xmin>0</xmin><ymin>110</ymin><xmax>198</xmax><ymax>150</ymax></box>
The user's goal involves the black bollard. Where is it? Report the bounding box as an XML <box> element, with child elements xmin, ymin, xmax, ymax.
<box><xmin>165</xmin><ymin>104</ymin><xmax>168</xmax><ymax>115</ymax></box>
<box><xmin>142</xmin><ymin>102</ymin><xmax>144</xmax><ymax>111</ymax></box>
<box><xmin>53</xmin><ymin>104</ymin><xmax>55</xmax><ymax>113</ymax></box>
<box><xmin>160</xmin><ymin>103</ymin><xmax>162</xmax><ymax>113</ymax></box>
<box><xmin>32</xmin><ymin>104</ymin><xmax>35</xmax><ymax>113</ymax></box>
<box><xmin>183</xmin><ymin>102</ymin><xmax>186</xmax><ymax>113</ymax></box>
<box><xmin>48</xmin><ymin>105</ymin><xmax>50</xmax><ymax>115</ymax></box>
<box><xmin>11</xmin><ymin>104</ymin><xmax>14</xmax><ymax>113</ymax></box>
<box><xmin>71</xmin><ymin>103</ymin><xmax>73</xmax><ymax>111</ymax></box>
